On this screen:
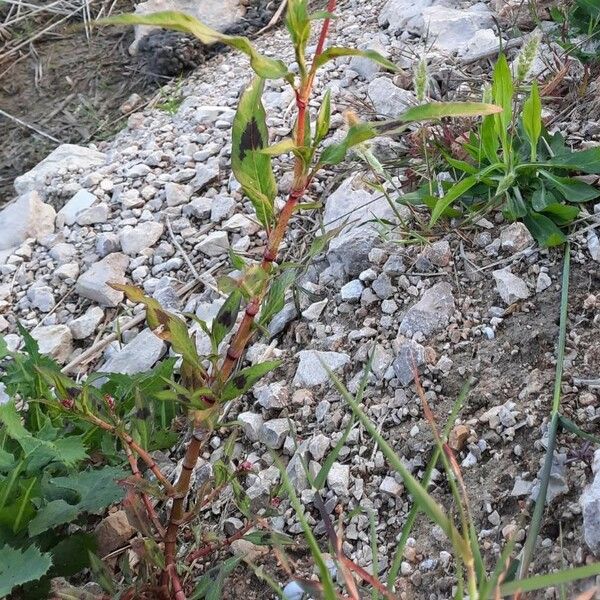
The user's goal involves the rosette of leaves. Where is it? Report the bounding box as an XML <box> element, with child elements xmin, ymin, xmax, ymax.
<box><xmin>427</xmin><ymin>54</ymin><xmax>600</xmax><ymax>247</ymax></box>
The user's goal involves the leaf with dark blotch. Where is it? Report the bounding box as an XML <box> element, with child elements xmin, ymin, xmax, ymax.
<box><xmin>239</xmin><ymin>118</ymin><xmax>264</xmax><ymax>162</ymax></box>
<box><xmin>221</xmin><ymin>360</ymin><xmax>281</xmax><ymax>402</ymax></box>
<box><xmin>231</xmin><ymin>77</ymin><xmax>277</xmax><ymax>228</ymax></box>
<box><xmin>212</xmin><ymin>290</ymin><xmax>242</xmax><ymax>349</ymax></box>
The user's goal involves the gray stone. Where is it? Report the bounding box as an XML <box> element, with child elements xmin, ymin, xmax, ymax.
<box><xmin>238</xmin><ymin>411</ymin><xmax>264</xmax><ymax>442</ymax></box>
<box><xmin>96</xmin><ymin>232</ymin><xmax>120</xmax><ymax>257</ymax></box>
<box><xmin>417</xmin><ymin>240</ymin><xmax>451</xmax><ymax>268</ymax></box>
<box><xmin>259</xmin><ymin>418</ymin><xmax>290</xmax><ymax>449</ymax></box>
<box><xmin>56</xmin><ymin>262</ymin><xmax>80</xmax><ymax>281</ymax></box>
<box><xmin>210</xmin><ymin>196</ymin><xmax>236</xmax><ymax>222</ymax></box>
<box><xmin>500</xmin><ymin>222</ymin><xmax>534</xmax><ymax>253</ymax></box>
<box><xmin>14</xmin><ymin>144</ymin><xmax>105</xmax><ymax>196</ymax></box>
<box><xmin>581</xmin><ymin>449</ymin><xmax>600</xmax><ymax>555</ymax></box>
<box><xmin>268</xmin><ymin>303</ymin><xmax>298</xmax><ymax>337</ymax></box>
<box><xmin>349</xmin><ymin>38</ymin><xmax>390</xmax><ymax>81</ymax></box>
<box><xmin>324</xmin><ymin>177</ymin><xmax>397</xmax><ymax>277</ymax></box>
<box><xmin>254</xmin><ymin>381</ymin><xmax>288</xmax><ymax>410</ymax></box>
<box><xmin>327</xmin><ymin>462</ymin><xmax>350</xmax><ymax>496</ymax></box>
<box><xmin>372</xmin><ymin>273</ymin><xmax>395</xmax><ymax>299</ymax></box>
<box><xmin>129</xmin><ymin>0</ymin><xmax>245</xmax><ymax>53</ymax></box>
<box><xmin>56</xmin><ymin>189</ymin><xmax>97</xmax><ymax>226</ymax></box>
<box><xmin>75</xmin><ymin>253</ymin><xmax>129</xmax><ymax>307</ymax></box>
<box><xmin>27</xmin><ymin>286</ymin><xmax>55</xmax><ymax>312</ymax></box>
<box><xmin>302</xmin><ymin>299</ymin><xmax>328</xmax><ymax>321</ymax></box>
<box><xmin>190</xmin><ymin>161</ymin><xmax>220</xmax><ymax>192</ymax></box>
<box><xmin>31</xmin><ymin>325</ymin><xmax>73</xmax><ymax>363</ymax></box>
<box><xmin>69</xmin><ymin>306</ymin><xmax>105</xmax><ymax>340</ymax></box>
<box><xmin>422</xmin><ymin>5</ymin><xmax>495</xmax><ymax>55</ymax></box>
<box><xmin>0</xmin><ymin>382</ymin><xmax>9</xmax><ymax>405</ymax></box>
<box><xmin>184</xmin><ymin>197</ymin><xmax>213</xmax><ymax>219</ymax></box>
<box><xmin>0</xmin><ymin>191</ymin><xmax>56</xmax><ymax>251</ymax></box>
<box><xmin>511</xmin><ymin>477</ymin><xmax>534</xmax><ymax>497</ymax></box>
<box><xmin>293</xmin><ymin>350</ymin><xmax>350</xmax><ymax>387</ymax></box>
<box><xmin>380</xmin><ymin>475</ymin><xmax>403</xmax><ymax>496</ymax></box>
<box><xmin>340</xmin><ymin>279</ymin><xmax>364</xmax><ymax>302</ymax></box>
<box><xmin>49</xmin><ymin>242</ymin><xmax>77</xmax><ymax>264</ymax></box>
<box><xmin>588</xmin><ymin>230</ymin><xmax>600</xmax><ymax>262</ymax></box>
<box><xmin>393</xmin><ymin>339</ymin><xmax>426</xmax><ymax>386</ymax></box>
<box><xmin>531</xmin><ymin>452</ymin><xmax>568</xmax><ymax>504</ymax></box>
<box><xmin>399</xmin><ymin>282</ymin><xmax>455</xmax><ymax>337</ymax></box>
<box><xmin>125</xmin><ymin>163</ymin><xmax>151</xmax><ymax>178</ymax></box>
<box><xmin>492</xmin><ymin>269</ymin><xmax>530</xmax><ymax>305</ymax></box>
<box><xmin>75</xmin><ymin>202</ymin><xmax>110</xmax><ymax>226</ymax></box>
<box><xmin>308</xmin><ymin>434</ymin><xmax>330</xmax><ymax>461</ymax></box>
<box><xmin>100</xmin><ymin>328</ymin><xmax>166</xmax><ymax>374</ymax></box>
<box><xmin>378</xmin><ymin>0</ymin><xmax>435</xmax><ymax>34</ymax></box>
<box><xmin>119</xmin><ymin>221</ymin><xmax>164</xmax><ymax>255</ymax></box>
<box><xmin>368</xmin><ymin>77</ymin><xmax>415</xmax><ymax>117</ymax></box>
<box><xmin>164</xmin><ymin>182</ymin><xmax>191</xmax><ymax>207</ymax></box>
<box><xmin>536</xmin><ymin>272</ymin><xmax>552</xmax><ymax>293</ymax></box>
<box><xmin>197</xmin><ymin>231</ymin><xmax>229</xmax><ymax>256</ymax></box>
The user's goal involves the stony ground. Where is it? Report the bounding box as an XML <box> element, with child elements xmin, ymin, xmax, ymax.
<box><xmin>1</xmin><ymin>0</ymin><xmax>600</xmax><ymax>598</ymax></box>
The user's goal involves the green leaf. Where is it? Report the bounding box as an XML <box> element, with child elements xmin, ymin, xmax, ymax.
<box><xmin>319</xmin><ymin>122</ymin><xmax>376</xmax><ymax>165</ymax></box>
<box><xmin>504</xmin><ymin>191</ymin><xmax>528</xmax><ymax>219</ymax></box>
<box><xmin>220</xmin><ymin>360</ymin><xmax>281</xmax><ymax>402</ymax></box>
<box><xmin>258</xmin><ymin>269</ymin><xmax>296</xmax><ymax>328</ymax></box>
<box><xmin>99</xmin><ymin>11</ymin><xmax>288</xmax><ymax>79</ymax></box>
<box><xmin>258</xmin><ymin>138</ymin><xmax>297</xmax><ymax>156</ymax></box>
<box><xmin>480</xmin><ymin>114</ymin><xmax>499</xmax><ymax>164</ymax></box>
<box><xmin>212</xmin><ymin>290</ymin><xmax>242</xmax><ymax>349</ymax></box>
<box><xmin>500</xmin><ymin>562</ymin><xmax>600</xmax><ymax>596</ymax></box>
<box><xmin>430</xmin><ymin>175</ymin><xmax>478</xmax><ymax>225</ymax></box>
<box><xmin>531</xmin><ymin>183</ymin><xmax>556</xmax><ymax>211</ymax></box>
<box><xmin>522</xmin><ymin>82</ymin><xmax>542</xmax><ymax>160</ymax></box>
<box><xmin>546</xmin><ymin>147</ymin><xmax>600</xmax><ymax>173</ymax></box>
<box><xmin>492</xmin><ymin>54</ymin><xmax>514</xmax><ymax>139</ymax></box>
<box><xmin>314</xmin><ymin>89</ymin><xmax>331</xmax><ymax>146</ymax></box>
<box><xmin>314</xmin><ymin>46</ymin><xmax>398</xmax><ymax>72</ymax></box>
<box><xmin>523</xmin><ymin>212</ymin><xmax>567</xmax><ymax>247</ymax></box>
<box><xmin>540</xmin><ymin>203</ymin><xmax>580</xmax><ymax>223</ymax></box>
<box><xmin>48</xmin><ymin>533</ymin><xmax>96</xmax><ymax>578</ymax></box>
<box><xmin>231</xmin><ymin>77</ymin><xmax>277</xmax><ymax>228</ymax></box>
<box><xmin>191</xmin><ymin>556</ymin><xmax>242</xmax><ymax>600</ymax></box>
<box><xmin>576</xmin><ymin>0</ymin><xmax>600</xmax><ymax>17</ymax></box>
<box><xmin>28</xmin><ymin>467</ymin><xmax>126</xmax><ymax>536</ymax></box>
<box><xmin>286</xmin><ymin>0</ymin><xmax>311</xmax><ymax>75</ymax></box>
<box><xmin>243</xmin><ymin>530</ymin><xmax>294</xmax><ymax>546</ymax></box>
<box><xmin>540</xmin><ymin>170</ymin><xmax>600</xmax><ymax>202</ymax></box>
<box><xmin>0</xmin><ymin>544</ymin><xmax>52</xmax><ymax>597</ymax></box>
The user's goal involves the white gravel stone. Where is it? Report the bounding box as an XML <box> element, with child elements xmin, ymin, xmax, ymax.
<box><xmin>75</xmin><ymin>202</ymin><xmax>110</xmax><ymax>225</ymax></box>
<box><xmin>368</xmin><ymin>77</ymin><xmax>415</xmax><ymax>117</ymax></box>
<box><xmin>293</xmin><ymin>350</ymin><xmax>350</xmax><ymax>387</ymax></box>
<box><xmin>340</xmin><ymin>279</ymin><xmax>363</xmax><ymax>302</ymax></box>
<box><xmin>164</xmin><ymin>182</ymin><xmax>191</xmax><ymax>207</ymax></box>
<box><xmin>56</xmin><ymin>189</ymin><xmax>97</xmax><ymax>226</ymax></box>
<box><xmin>197</xmin><ymin>230</ymin><xmax>229</xmax><ymax>256</ymax></box>
<box><xmin>259</xmin><ymin>418</ymin><xmax>290</xmax><ymax>449</ymax></box>
<box><xmin>380</xmin><ymin>475</ymin><xmax>403</xmax><ymax>497</ymax></box>
<box><xmin>75</xmin><ymin>253</ymin><xmax>129</xmax><ymax>307</ymax></box>
<box><xmin>327</xmin><ymin>462</ymin><xmax>350</xmax><ymax>496</ymax></box>
<box><xmin>27</xmin><ymin>286</ymin><xmax>56</xmax><ymax>312</ymax></box>
<box><xmin>31</xmin><ymin>325</ymin><xmax>73</xmax><ymax>363</ymax></box>
<box><xmin>99</xmin><ymin>328</ymin><xmax>166</xmax><ymax>374</ymax></box>
<box><xmin>493</xmin><ymin>269</ymin><xmax>530</xmax><ymax>305</ymax></box>
<box><xmin>238</xmin><ymin>411</ymin><xmax>264</xmax><ymax>442</ymax></box>
<box><xmin>69</xmin><ymin>306</ymin><xmax>105</xmax><ymax>340</ymax></box>
<box><xmin>399</xmin><ymin>282</ymin><xmax>455</xmax><ymax>337</ymax></box>
<box><xmin>119</xmin><ymin>221</ymin><xmax>164</xmax><ymax>255</ymax></box>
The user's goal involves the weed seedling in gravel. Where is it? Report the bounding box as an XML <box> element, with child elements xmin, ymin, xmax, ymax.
<box><xmin>427</xmin><ymin>49</ymin><xmax>600</xmax><ymax>246</ymax></box>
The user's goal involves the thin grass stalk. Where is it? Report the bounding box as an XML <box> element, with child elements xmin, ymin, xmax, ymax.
<box><xmin>386</xmin><ymin>383</ymin><xmax>469</xmax><ymax>590</ymax></box>
<box><xmin>518</xmin><ymin>242</ymin><xmax>570</xmax><ymax>580</ymax></box>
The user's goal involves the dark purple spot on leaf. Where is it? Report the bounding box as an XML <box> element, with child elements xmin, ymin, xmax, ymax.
<box><xmin>233</xmin><ymin>374</ymin><xmax>247</xmax><ymax>389</ymax></box>
<box><xmin>239</xmin><ymin>118</ymin><xmax>264</xmax><ymax>162</ymax></box>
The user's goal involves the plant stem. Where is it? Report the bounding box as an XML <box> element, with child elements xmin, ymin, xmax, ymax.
<box><xmin>518</xmin><ymin>242</ymin><xmax>570</xmax><ymax>579</ymax></box>
<box><xmin>161</xmin><ymin>10</ymin><xmax>338</xmax><ymax>596</ymax></box>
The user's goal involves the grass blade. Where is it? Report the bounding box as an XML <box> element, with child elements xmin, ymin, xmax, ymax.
<box><xmin>501</xmin><ymin>563</ymin><xmax>600</xmax><ymax>596</ymax></box>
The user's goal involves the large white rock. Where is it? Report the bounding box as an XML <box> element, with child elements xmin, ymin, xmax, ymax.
<box><xmin>493</xmin><ymin>269</ymin><xmax>530</xmax><ymax>305</ymax></box>
<box><xmin>0</xmin><ymin>191</ymin><xmax>56</xmax><ymax>251</ymax></box>
<box><xmin>378</xmin><ymin>0</ymin><xmax>436</xmax><ymax>34</ymax></box>
<box><xmin>129</xmin><ymin>0</ymin><xmax>245</xmax><ymax>54</ymax></box>
<box><xmin>99</xmin><ymin>328</ymin><xmax>166</xmax><ymax>375</ymax></box>
<box><xmin>14</xmin><ymin>144</ymin><xmax>106</xmax><ymax>196</ymax></box>
<box><xmin>69</xmin><ymin>306</ymin><xmax>105</xmax><ymax>340</ymax></box>
<box><xmin>119</xmin><ymin>221</ymin><xmax>164</xmax><ymax>255</ymax></box>
<box><xmin>75</xmin><ymin>253</ymin><xmax>129</xmax><ymax>307</ymax></box>
<box><xmin>422</xmin><ymin>5</ymin><xmax>495</xmax><ymax>54</ymax></box>
<box><xmin>31</xmin><ymin>325</ymin><xmax>73</xmax><ymax>363</ymax></box>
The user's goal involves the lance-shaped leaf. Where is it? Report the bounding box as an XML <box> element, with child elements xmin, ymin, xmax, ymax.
<box><xmin>546</xmin><ymin>147</ymin><xmax>600</xmax><ymax>173</ymax></box>
<box><xmin>232</xmin><ymin>77</ymin><xmax>277</xmax><ymax>229</ymax></box>
<box><xmin>319</xmin><ymin>122</ymin><xmax>376</xmax><ymax>165</ymax></box>
<box><xmin>111</xmin><ymin>283</ymin><xmax>205</xmax><ymax>387</ymax></box>
<box><xmin>212</xmin><ymin>290</ymin><xmax>242</xmax><ymax>349</ymax></box>
<box><xmin>220</xmin><ymin>360</ymin><xmax>281</xmax><ymax>402</ymax></box>
<box><xmin>313</xmin><ymin>46</ymin><xmax>398</xmax><ymax>72</ymax></box>
<box><xmin>99</xmin><ymin>11</ymin><xmax>288</xmax><ymax>79</ymax></box>
<box><xmin>523</xmin><ymin>81</ymin><xmax>542</xmax><ymax>160</ymax></box>
<box><xmin>314</xmin><ymin>89</ymin><xmax>331</xmax><ymax>146</ymax></box>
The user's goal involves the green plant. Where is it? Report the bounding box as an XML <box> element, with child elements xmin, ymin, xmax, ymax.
<box><xmin>426</xmin><ymin>52</ymin><xmax>600</xmax><ymax>246</ymax></box>
<box><xmin>0</xmin><ymin>331</ymin><xmax>126</xmax><ymax>598</ymax></box>
<box><xmin>550</xmin><ymin>0</ymin><xmax>600</xmax><ymax>62</ymax></box>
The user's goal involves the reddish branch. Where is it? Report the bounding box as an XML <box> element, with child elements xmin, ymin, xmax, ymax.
<box><xmin>161</xmin><ymin>5</ymin><xmax>339</xmax><ymax>597</ymax></box>
<box><xmin>186</xmin><ymin>521</ymin><xmax>254</xmax><ymax>564</ymax></box>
